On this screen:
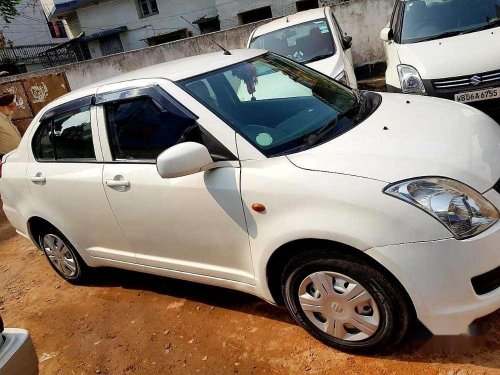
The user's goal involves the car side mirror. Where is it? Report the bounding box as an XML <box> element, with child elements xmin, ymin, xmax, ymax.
<box><xmin>380</xmin><ymin>27</ymin><xmax>394</xmax><ymax>42</ymax></box>
<box><xmin>342</xmin><ymin>35</ymin><xmax>353</xmax><ymax>49</ymax></box>
<box><xmin>157</xmin><ymin>142</ymin><xmax>213</xmax><ymax>179</ymax></box>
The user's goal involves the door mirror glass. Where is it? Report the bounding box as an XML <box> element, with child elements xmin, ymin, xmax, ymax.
<box><xmin>156</xmin><ymin>142</ymin><xmax>213</xmax><ymax>179</ymax></box>
<box><xmin>342</xmin><ymin>35</ymin><xmax>353</xmax><ymax>49</ymax></box>
<box><xmin>380</xmin><ymin>27</ymin><xmax>393</xmax><ymax>42</ymax></box>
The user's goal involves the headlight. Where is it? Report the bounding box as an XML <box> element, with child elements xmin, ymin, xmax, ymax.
<box><xmin>384</xmin><ymin>178</ymin><xmax>499</xmax><ymax>239</ymax></box>
<box><xmin>335</xmin><ymin>71</ymin><xmax>350</xmax><ymax>86</ymax></box>
<box><xmin>397</xmin><ymin>64</ymin><xmax>426</xmax><ymax>94</ymax></box>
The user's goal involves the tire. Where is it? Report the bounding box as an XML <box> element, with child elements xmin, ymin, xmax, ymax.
<box><xmin>38</xmin><ymin>225</ymin><xmax>90</xmax><ymax>284</ymax></box>
<box><xmin>282</xmin><ymin>249</ymin><xmax>412</xmax><ymax>354</ymax></box>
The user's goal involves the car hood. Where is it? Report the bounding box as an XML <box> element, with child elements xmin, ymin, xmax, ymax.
<box><xmin>396</xmin><ymin>28</ymin><xmax>500</xmax><ymax>79</ymax></box>
<box><xmin>306</xmin><ymin>53</ymin><xmax>343</xmax><ymax>79</ymax></box>
<box><xmin>287</xmin><ymin>93</ymin><xmax>500</xmax><ymax>192</ymax></box>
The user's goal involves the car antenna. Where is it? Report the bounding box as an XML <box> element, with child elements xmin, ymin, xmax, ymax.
<box><xmin>209</xmin><ymin>38</ymin><xmax>231</xmax><ymax>55</ymax></box>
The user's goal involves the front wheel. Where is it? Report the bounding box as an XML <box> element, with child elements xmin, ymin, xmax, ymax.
<box><xmin>282</xmin><ymin>251</ymin><xmax>412</xmax><ymax>354</ymax></box>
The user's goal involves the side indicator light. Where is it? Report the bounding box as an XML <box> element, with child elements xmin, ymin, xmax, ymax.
<box><xmin>252</xmin><ymin>203</ymin><xmax>266</xmax><ymax>213</ymax></box>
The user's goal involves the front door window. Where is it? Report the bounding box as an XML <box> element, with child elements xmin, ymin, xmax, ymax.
<box><xmin>104</xmin><ymin>97</ymin><xmax>196</xmax><ymax>161</ymax></box>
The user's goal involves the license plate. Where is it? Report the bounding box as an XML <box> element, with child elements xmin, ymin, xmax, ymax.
<box><xmin>455</xmin><ymin>87</ymin><xmax>500</xmax><ymax>103</ymax></box>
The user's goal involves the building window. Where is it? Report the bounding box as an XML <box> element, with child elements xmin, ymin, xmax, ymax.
<box><xmin>146</xmin><ymin>29</ymin><xmax>190</xmax><ymax>46</ymax></box>
<box><xmin>138</xmin><ymin>0</ymin><xmax>158</xmax><ymax>18</ymax></box>
<box><xmin>100</xmin><ymin>34</ymin><xmax>124</xmax><ymax>56</ymax></box>
<box><xmin>48</xmin><ymin>20</ymin><xmax>68</xmax><ymax>38</ymax></box>
<box><xmin>296</xmin><ymin>0</ymin><xmax>319</xmax><ymax>12</ymax></box>
<box><xmin>238</xmin><ymin>6</ymin><xmax>272</xmax><ymax>25</ymax></box>
<box><xmin>195</xmin><ymin>16</ymin><xmax>221</xmax><ymax>34</ymax></box>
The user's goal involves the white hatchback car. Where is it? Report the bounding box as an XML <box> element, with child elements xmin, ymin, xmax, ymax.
<box><xmin>381</xmin><ymin>0</ymin><xmax>500</xmax><ymax>117</ymax></box>
<box><xmin>248</xmin><ymin>7</ymin><xmax>357</xmax><ymax>88</ymax></box>
<box><xmin>1</xmin><ymin>50</ymin><xmax>499</xmax><ymax>353</ymax></box>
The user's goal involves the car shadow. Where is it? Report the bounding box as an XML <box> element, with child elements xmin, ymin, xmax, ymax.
<box><xmin>85</xmin><ymin>267</ymin><xmax>295</xmax><ymax>325</ymax></box>
<box><xmin>379</xmin><ymin>312</ymin><xmax>499</xmax><ymax>369</ymax></box>
<box><xmin>85</xmin><ymin>267</ymin><xmax>499</xmax><ymax>369</ymax></box>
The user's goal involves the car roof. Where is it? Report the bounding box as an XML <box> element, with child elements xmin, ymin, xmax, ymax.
<box><xmin>251</xmin><ymin>7</ymin><xmax>328</xmax><ymax>39</ymax></box>
<box><xmin>48</xmin><ymin>49</ymin><xmax>266</xmax><ymax>109</ymax></box>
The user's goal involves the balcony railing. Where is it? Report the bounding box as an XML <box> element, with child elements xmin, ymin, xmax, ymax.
<box><xmin>0</xmin><ymin>43</ymin><xmax>82</xmax><ymax>68</ymax></box>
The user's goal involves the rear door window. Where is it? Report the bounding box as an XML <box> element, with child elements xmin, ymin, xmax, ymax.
<box><xmin>32</xmin><ymin>105</ymin><xmax>95</xmax><ymax>161</ymax></box>
<box><xmin>52</xmin><ymin>106</ymin><xmax>95</xmax><ymax>161</ymax></box>
<box><xmin>32</xmin><ymin>121</ymin><xmax>55</xmax><ymax>161</ymax></box>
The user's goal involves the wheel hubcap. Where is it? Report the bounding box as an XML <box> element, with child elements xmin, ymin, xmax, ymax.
<box><xmin>298</xmin><ymin>271</ymin><xmax>380</xmax><ymax>342</ymax></box>
<box><xmin>43</xmin><ymin>234</ymin><xmax>77</xmax><ymax>278</ymax></box>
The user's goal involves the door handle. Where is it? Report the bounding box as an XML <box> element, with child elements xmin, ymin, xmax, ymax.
<box><xmin>30</xmin><ymin>175</ymin><xmax>46</xmax><ymax>183</ymax></box>
<box><xmin>105</xmin><ymin>179</ymin><xmax>130</xmax><ymax>188</ymax></box>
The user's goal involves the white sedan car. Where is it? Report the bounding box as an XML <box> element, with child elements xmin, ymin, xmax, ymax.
<box><xmin>1</xmin><ymin>49</ymin><xmax>499</xmax><ymax>353</ymax></box>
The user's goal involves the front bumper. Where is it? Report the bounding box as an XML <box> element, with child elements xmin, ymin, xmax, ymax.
<box><xmin>386</xmin><ymin>82</ymin><xmax>500</xmax><ymax>123</ymax></box>
<box><xmin>366</xmin><ymin>189</ymin><xmax>500</xmax><ymax>335</ymax></box>
<box><xmin>423</xmin><ymin>79</ymin><xmax>500</xmax><ymax>123</ymax></box>
<box><xmin>0</xmin><ymin>328</ymin><xmax>39</xmax><ymax>375</ymax></box>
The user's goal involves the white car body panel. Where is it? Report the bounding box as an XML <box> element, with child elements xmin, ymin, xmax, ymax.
<box><xmin>382</xmin><ymin>23</ymin><xmax>402</xmax><ymax>90</ymax></box>
<box><xmin>248</xmin><ymin>7</ymin><xmax>357</xmax><ymax>88</ymax></box>
<box><xmin>0</xmin><ymin>328</ymin><xmax>38</xmax><ymax>375</ymax></box>
<box><xmin>237</xmin><ymin>157</ymin><xmax>455</xmax><ymax>302</ymax></box>
<box><xmin>100</xmin><ymin>160</ymin><xmax>254</xmax><ymax>284</ymax></box>
<box><xmin>368</xmin><ymin>188</ymin><xmax>500</xmax><ymax>335</ymax></box>
<box><xmin>394</xmin><ymin>29</ymin><xmax>500</xmax><ymax>81</ymax></box>
<box><xmin>0</xmin><ymin>50</ymin><xmax>498</xmax><ymax>336</ymax></box>
<box><xmin>287</xmin><ymin>93</ymin><xmax>500</xmax><ymax>192</ymax></box>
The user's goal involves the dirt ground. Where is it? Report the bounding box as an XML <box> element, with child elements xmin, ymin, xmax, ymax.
<box><xmin>0</xmin><ymin>210</ymin><xmax>499</xmax><ymax>375</ymax></box>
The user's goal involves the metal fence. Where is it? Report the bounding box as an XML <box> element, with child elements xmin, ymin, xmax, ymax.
<box><xmin>0</xmin><ymin>44</ymin><xmax>56</xmax><ymax>64</ymax></box>
<box><xmin>0</xmin><ymin>43</ymin><xmax>81</xmax><ymax>68</ymax></box>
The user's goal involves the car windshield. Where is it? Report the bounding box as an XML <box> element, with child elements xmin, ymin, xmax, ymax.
<box><xmin>179</xmin><ymin>53</ymin><xmax>360</xmax><ymax>157</ymax></box>
<box><xmin>249</xmin><ymin>19</ymin><xmax>336</xmax><ymax>64</ymax></box>
<box><xmin>401</xmin><ymin>0</ymin><xmax>500</xmax><ymax>43</ymax></box>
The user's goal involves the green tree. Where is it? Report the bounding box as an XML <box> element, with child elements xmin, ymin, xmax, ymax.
<box><xmin>0</xmin><ymin>0</ymin><xmax>20</xmax><ymax>23</ymax></box>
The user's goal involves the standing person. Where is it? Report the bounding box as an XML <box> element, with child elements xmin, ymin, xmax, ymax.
<box><xmin>0</xmin><ymin>92</ymin><xmax>21</xmax><ymax>156</ymax></box>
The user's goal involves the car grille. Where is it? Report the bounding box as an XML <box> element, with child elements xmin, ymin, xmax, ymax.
<box><xmin>432</xmin><ymin>69</ymin><xmax>500</xmax><ymax>94</ymax></box>
<box><xmin>471</xmin><ymin>266</ymin><xmax>500</xmax><ymax>295</ymax></box>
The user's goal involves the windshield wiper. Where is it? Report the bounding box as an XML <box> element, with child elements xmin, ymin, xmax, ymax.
<box><xmin>460</xmin><ymin>18</ymin><xmax>500</xmax><ymax>35</ymax></box>
<box><xmin>420</xmin><ymin>30</ymin><xmax>463</xmax><ymax>42</ymax></box>
<box><xmin>300</xmin><ymin>104</ymin><xmax>360</xmax><ymax>151</ymax></box>
<box><xmin>297</xmin><ymin>88</ymin><xmax>364</xmax><ymax>151</ymax></box>
<box><xmin>304</xmin><ymin>53</ymin><xmax>333</xmax><ymax>64</ymax></box>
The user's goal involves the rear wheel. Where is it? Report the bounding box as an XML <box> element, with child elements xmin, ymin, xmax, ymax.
<box><xmin>282</xmin><ymin>250</ymin><xmax>412</xmax><ymax>354</ymax></box>
<box><xmin>38</xmin><ymin>226</ymin><xmax>89</xmax><ymax>284</ymax></box>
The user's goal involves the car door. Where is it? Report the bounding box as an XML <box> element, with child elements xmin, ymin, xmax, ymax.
<box><xmin>26</xmin><ymin>95</ymin><xmax>133</xmax><ymax>262</ymax></box>
<box><xmin>329</xmin><ymin>9</ymin><xmax>357</xmax><ymax>87</ymax></box>
<box><xmin>383</xmin><ymin>1</ymin><xmax>403</xmax><ymax>89</ymax></box>
<box><xmin>96</xmin><ymin>82</ymin><xmax>255</xmax><ymax>285</ymax></box>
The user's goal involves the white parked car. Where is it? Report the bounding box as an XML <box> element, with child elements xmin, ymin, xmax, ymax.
<box><xmin>248</xmin><ymin>7</ymin><xmax>357</xmax><ymax>88</ymax></box>
<box><xmin>381</xmin><ymin>0</ymin><xmax>500</xmax><ymax>117</ymax></box>
<box><xmin>1</xmin><ymin>49</ymin><xmax>499</xmax><ymax>353</ymax></box>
